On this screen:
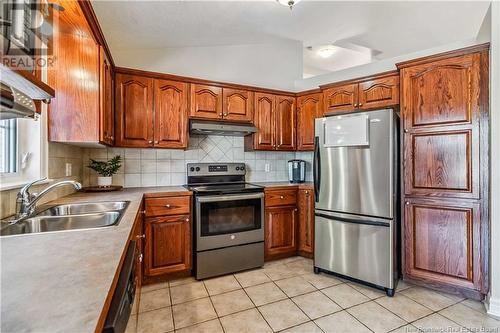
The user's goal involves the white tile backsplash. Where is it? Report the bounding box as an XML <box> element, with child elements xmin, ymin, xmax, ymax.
<box><xmin>83</xmin><ymin>135</ymin><xmax>312</xmax><ymax>187</ymax></box>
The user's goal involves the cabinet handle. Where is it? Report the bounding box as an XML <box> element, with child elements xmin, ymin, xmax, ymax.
<box><xmin>155</xmin><ymin>141</ymin><xmax>159</xmax><ymax>144</ymax></box>
<box><xmin>136</xmin><ymin>234</ymin><xmax>145</xmax><ymax>239</ymax></box>
<box><xmin>405</xmin><ymin>201</ymin><xmax>410</xmax><ymax>205</ymax></box>
<box><xmin>165</xmin><ymin>204</ymin><xmax>171</xmax><ymax>208</ymax></box>
<box><xmin>138</xmin><ymin>253</ymin><xmax>143</xmax><ymax>263</ymax></box>
<box><xmin>354</xmin><ymin>103</ymin><xmax>358</xmax><ymax>107</ymax></box>
<box><xmin>223</xmin><ymin>113</ymin><xmax>228</xmax><ymax>116</ymax></box>
<box><xmin>358</xmin><ymin>103</ymin><xmax>363</xmax><ymax>107</ymax></box>
<box><xmin>141</xmin><ymin>210</ymin><xmax>146</xmax><ymax>214</ymax></box>
<box><xmin>148</xmin><ymin>140</ymin><xmax>153</xmax><ymax>144</ymax></box>
<box><xmin>185</xmin><ymin>218</ymin><xmax>190</xmax><ymax>222</ymax></box>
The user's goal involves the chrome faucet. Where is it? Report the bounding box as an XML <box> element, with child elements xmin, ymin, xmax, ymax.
<box><xmin>15</xmin><ymin>178</ymin><xmax>82</xmax><ymax>221</ymax></box>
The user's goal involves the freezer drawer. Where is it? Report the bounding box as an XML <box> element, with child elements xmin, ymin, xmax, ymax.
<box><xmin>314</xmin><ymin>211</ymin><xmax>394</xmax><ymax>289</ymax></box>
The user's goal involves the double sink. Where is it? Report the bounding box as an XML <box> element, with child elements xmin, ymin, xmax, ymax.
<box><xmin>0</xmin><ymin>201</ymin><xmax>130</xmax><ymax>236</ymax></box>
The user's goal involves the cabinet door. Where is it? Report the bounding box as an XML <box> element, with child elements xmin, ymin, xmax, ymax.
<box><xmin>253</xmin><ymin>92</ymin><xmax>275</xmax><ymax>150</ymax></box>
<box><xmin>189</xmin><ymin>84</ymin><xmax>222</xmax><ymax>120</ymax></box>
<box><xmin>99</xmin><ymin>47</ymin><xmax>114</xmax><ymax>146</ymax></box>
<box><xmin>275</xmin><ymin>96</ymin><xmax>296</xmax><ymax>151</ymax></box>
<box><xmin>297</xmin><ymin>93</ymin><xmax>322</xmax><ymax>151</ymax></box>
<box><xmin>115</xmin><ymin>74</ymin><xmax>154</xmax><ymax>148</ymax></box>
<box><xmin>144</xmin><ymin>214</ymin><xmax>191</xmax><ymax>276</ymax></box>
<box><xmin>265</xmin><ymin>205</ymin><xmax>297</xmax><ymax>259</ymax></box>
<box><xmin>223</xmin><ymin>88</ymin><xmax>253</xmax><ymax>123</ymax></box>
<box><xmin>154</xmin><ymin>79</ymin><xmax>188</xmax><ymax>149</ymax></box>
<box><xmin>401</xmin><ymin>54</ymin><xmax>480</xmax><ymax>130</ymax></box>
<box><xmin>323</xmin><ymin>83</ymin><xmax>358</xmax><ymax>113</ymax></box>
<box><xmin>298</xmin><ymin>189</ymin><xmax>314</xmax><ymax>255</ymax></box>
<box><xmin>403</xmin><ymin>198</ymin><xmax>481</xmax><ymax>291</ymax></box>
<box><xmin>358</xmin><ymin>75</ymin><xmax>399</xmax><ymax>110</ymax></box>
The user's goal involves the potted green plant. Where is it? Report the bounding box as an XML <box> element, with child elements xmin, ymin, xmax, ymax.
<box><xmin>87</xmin><ymin>155</ymin><xmax>122</xmax><ymax>187</ymax></box>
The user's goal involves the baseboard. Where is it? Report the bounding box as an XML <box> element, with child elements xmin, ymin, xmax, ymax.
<box><xmin>486</xmin><ymin>294</ymin><xmax>500</xmax><ymax>319</ymax></box>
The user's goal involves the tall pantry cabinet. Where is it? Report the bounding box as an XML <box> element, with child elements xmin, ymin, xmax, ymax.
<box><xmin>397</xmin><ymin>45</ymin><xmax>489</xmax><ymax>300</ymax></box>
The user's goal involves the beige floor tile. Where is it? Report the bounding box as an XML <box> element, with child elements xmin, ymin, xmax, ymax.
<box><xmin>348</xmin><ymin>282</ymin><xmax>386</xmax><ymax>299</ymax></box>
<box><xmin>175</xmin><ymin>319</ymin><xmax>223</xmax><ymax>333</ymax></box>
<box><xmin>170</xmin><ymin>281</ymin><xmax>208</xmax><ymax>305</ymax></box>
<box><xmin>275</xmin><ymin>256</ymin><xmax>304</xmax><ymax>265</ymax></box>
<box><xmin>292</xmin><ymin>291</ymin><xmax>342</xmax><ymax>319</ymax></box>
<box><xmin>245</xmin><ymin>281</ymin><xmax>287</xmax><ymax>306</ymax></box>
<box><xmin>347</xmin><ymin>301</ymin><xmax>406</xmax><ymax>333</ymax></box>
<box><xmin>234</xmin><ymin>269</ymin><xmax>271</xmax><ymax>288</ymax></box>
<box><xmin>141</xmin><ymin>281</ymin><xmax>168</xmax><ymax>293</ymax></box>
<box><xmin>300</xmin><ymin>272</ymin><xmax>343</xmax><ymax>289</ymax></box>
<box><xmin>321</xmin><ymin>284</ymin><xmax>370</xmax><ymax>309</ymax></box>
<box><xmin>219</xmin><ymin>308</ymin><xmax>272</xmax><ymax>333</ymax></box>
<box><xmin>439</xmin><ymin>303</ymin><xmax>500</xmax><ymax>330</ymax></box>
<box><xmin>401</xmin><ymin>286</ymin><xmax>459</xmax><ymax>311</ymax></box>
<box><xmin>375</xmin><ymin>294</ymin><xmax>433</xmax><ymax>322</ymax></box>
<box><xmin>285</xmin><ymin>258</ymin><xmax>314</xmax><ymax>274</ymax></box>
<box><xmin>137</xmin><ymin>307</ymin><xmax>174</xmax><ymax>333</ymax></box>
<box><xmin>210</xmin><ymin>289</ymin><xmax>254</xmax><ymax>317</ymax></box>
<box><xmin>281</xmin><ymin>321</ymin><xmax>323</xmax><ymax>333</ymax></box>
<box><xmin>395</xmin><ymin>280</ymin><xmax>413</xmax><ymax>291</ymax></box>
<box><xmin>263</xmin><ymin>264</ymin><xmax>299</xmax><ymax>281</ymax></box>
<box><xmin>168</xmin><ymin>276</ymin><xmax>197</xmax><ymax>287</ymax></box>
<box><xmin>461</xmin><ymin>298</ymin><xmax>487</xmax><ymax>313</ymax></box>
<box><xmin>139</xmin><ymin>288</ymin><xmax>171</xmax><ymax>313</ymax></box>
<box><xmin>413</xmin><ymin>313</ymin><xmax>464</xmax><ymax>332</ymax></box>
<box><xmin>124</xmin><ymin>315</ymin><xmax>136</xmax><ymax>333</ymax></box>
<box><xmin>389</xmin><ymin>324</ymin><xmax>418</xmax><ymax>333</ymax></box>
<box><xmin>259</xmin><ymin>299</ymin><xmax>309</xmax><ymax>331</ymax></box>
<box><xmin>203</xmin><ymin>275</ymin><xmax>241</xmax><ymax>295</ymax></box>
<box><xmin>315</xmin><ymin>311</ymin><xmax>371</xmax><ymax>333</ymax></box>
<box><xmin>275</xmin><ymin>276</ymin><xmax>316</xmax><ymax>297</ymax></box>
<box><xmin>172</xmin><ymin>297</ymin><xmax>217</xmax><ymax>329</ymax></box>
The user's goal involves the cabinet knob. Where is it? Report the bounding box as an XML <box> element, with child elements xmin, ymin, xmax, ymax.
<box><xmin>185</xmin><ymin>218</ymin><xmax>190</xmax><ymax>222</ymax></box>
<box><xmin>405</xmin><ymin>201</ymin><xmax>410</xmax><ymax>205</ymax></box>
<box><xmin>354</xmin><ymin>103</ymin><xmax>358</xmax><ymax>107</ymax></box>
<box><xmin>223</xmin><ymin>113</ymin><xmax>228</xmax><ymax>116</ymax></box>
<box><xmin>358</xmin><ymin>103</ymin><xmax>363</xmax><ymax>107</ymax></box>
<box><xmin>165</xmin><ymin>204</ymin><xmax>171</xmax><ymax>208</ymax></box>
<box><xmin>305</xmin><ymin>191</ymin><xmax>309</xmax><ymax>195</ymax></box>
<box><xmin>280</xmin><ymin>195</ymin><xmax>284</xmax><ymax>199</ymax></box>
<box><xmin>294</xmin><ymin>208</ymin><xmax>298</xmax><ymax>212</ymax></box>
<box><xmin>155</xmin><ymin>141</ymin><xmax>159</xmax><ymax>144</ymax></box>
<box><xmin>219</xmin><ymin>113</ymin><xmax>223</xmax><ymax>117</ymax></box>
<box><xmin>148</xmin><ymin>140</ymin><xmax>153</xmax><ymax>144</ymax></box>
<box><xmin>404</xmin><ymin>129</ymin><xmax>408</xmax><ymax>133</ymax></box>
<box><xmin>137</xmin><ymin>234</ymin><xmax>145</xmax><ymax>239</ymax></box>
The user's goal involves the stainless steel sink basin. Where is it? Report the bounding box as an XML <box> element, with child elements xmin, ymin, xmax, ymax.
<box><xmin>36</xmin><ymin>201</ymin><xmax>129</xmax><ymax>216</ymax></box>
<box><xmin>0</xmin><ymin>201</ymin><xmax>130</xmax><ymax>236</ymax></box>
<box><xmin>0</xmin><ymin>212</ymin><xmax>121</xmax><ymax>236</ymax></box>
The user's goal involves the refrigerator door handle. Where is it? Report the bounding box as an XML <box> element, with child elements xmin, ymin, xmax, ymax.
<box><xmin>314</xmin><ymin>136</ymin><xmax>321</xmax><ymax>202</ymax></box>
<box><xmin>315</xmin><ymin>212</ymin><xmax>391</xmax><ymax>227</ymax></box>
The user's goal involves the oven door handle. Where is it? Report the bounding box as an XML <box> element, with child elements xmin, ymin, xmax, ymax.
<box><xmin>196</xmin><ymin>192</ymin><xmax>264</xmax><ymax>203</ymax></box>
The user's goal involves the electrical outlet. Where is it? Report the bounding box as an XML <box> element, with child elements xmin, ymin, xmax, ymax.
<box><xmin>265</xmin><ymin>163</ymin><xmax>270</xmax><ymax>172</ymax></box>
<box><xmin>65</xmin><ymin>163</ymin><xmax>72</xmax><ymax>177</ymax></box>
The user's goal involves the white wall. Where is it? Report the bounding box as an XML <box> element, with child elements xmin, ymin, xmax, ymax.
<box><xmin>487</xmin><ymin>1</ymin><xmax>500</xmax><ymax>318</ymax></box>
<box><xmin>294</xmin><ymin>38</ymin><xmax>480</xmax><ymax>91</ymax></box>
<box><xmin>113</xmin><ymin>41</ymin><xmax>302</xmax><ymax>91</ymax></box>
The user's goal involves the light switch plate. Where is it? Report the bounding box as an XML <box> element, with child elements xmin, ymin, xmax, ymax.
<box><xmin>65</xmin><ymin>163</ymin><xmax>72</xmax><ymax>177</ymax></box>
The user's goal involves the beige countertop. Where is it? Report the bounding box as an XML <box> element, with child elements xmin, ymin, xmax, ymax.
<box><xmin>0</xmin><ymin>186</ymin><xmax>190</xmax><ymax>333</ymax></box>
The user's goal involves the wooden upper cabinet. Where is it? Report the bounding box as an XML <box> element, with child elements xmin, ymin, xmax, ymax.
<box><xmin>154</xmin><ymin>79</ymin><xmax>188</xmax><ymax>149</ymax></box>
<box><xmin>323</xmin><ymin>83</ymin><xmax>358</xmax><ymax>113</ymax></box>
<box><xmin>115</xmin><ymin>73</ymin><xmax>154</xmax><ymax>147</ymax></box>
<box><xmin>190</xmin><ymin>84</ymin><xmax>223</xmax><ymax>120</ymax></box>
<box><xmin>275</xmin><ymin>96</ymin><xmax>296</xmax><ymax>151</ymax></box>
<box><xmin>144</xmin><ymin>214</ymin><xmax>192</xmax><ymax>277</ymax></box>
<box><xmin>297</xmin><ymin>93</ymin><xmax>322</xmax><ymax>151</ymax></box>
<box><xmin>401</xmin><ymin>54</ymin><xmax>480</xmax><ymax>130</ymax></box>
<box><xmin>358</xmin><ymin>75</ymin><xmax>399</xmax><ymax>110</ymax></box>
<box><xmin>252</xmin><ymin>92</ymin><xmax>275</xmax><ymax>150</ymax></box>
<box><xmin>99</xmin><ymin>46</ymin><xmax>114</xmax><ymax>146</ymax></box>
<box><xmin>222</xmin><ymin>88</ymin><xmax>253</xmax><ymax>122</ymax></box>
<box><xmin>48</xmin><ymin>0</ymin><xmax>100</xmax><ymax>143</ymax></box>
<box><xmin>404</xmin><ymin>198</ymin><xmax>481</xmax><ymax>291</ymax></box>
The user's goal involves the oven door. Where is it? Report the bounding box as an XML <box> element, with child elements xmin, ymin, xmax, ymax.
<box><xmin>196</xmin><ymin>192</ymin><xmax>264</xmax><ymax>251</ymax></box>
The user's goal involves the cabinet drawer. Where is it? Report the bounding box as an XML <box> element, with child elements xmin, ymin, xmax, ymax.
<box><xmin>265</xmin><ymin>189</ymin><xmax>297</xmax><ymax>207</ymax></box>
<box><xmin>145</xmin><ymin>196</ymin><xmax>190</xmax><ymax>217</ymax></box>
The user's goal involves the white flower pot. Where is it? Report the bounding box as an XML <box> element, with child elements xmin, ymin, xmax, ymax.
<box><xmin>97</xmin><ymin>176</ymin><xmax>112</xmax><ymax>187</ymax></box>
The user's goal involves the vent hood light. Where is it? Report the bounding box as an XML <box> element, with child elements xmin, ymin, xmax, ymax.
<box><xmin>0</xmin><ymin>82</ymin><xmax>38</xmax><ymax>120</ymax></box>
<box><xmin>190</xmin><ymin>120</ymin><xmax>257</xmax><ymax>137</ymax></box>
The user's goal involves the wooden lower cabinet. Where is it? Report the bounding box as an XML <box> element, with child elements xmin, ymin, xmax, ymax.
<box><xmin>298</xmin><ymin>189</ymin><xmax>314</xmax><ymax>256</ymax></box>
<box><xmin>144</xmin><ymin>214</ymin><xmax>191</xmax><ymax>277</ymax></box>
<box><xmin>265</xmin><ymin>205</ymin><xmax>298</xmax><ymax>260</ymax></box>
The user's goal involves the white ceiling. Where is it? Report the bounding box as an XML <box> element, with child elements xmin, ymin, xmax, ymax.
<box><xmin>92</xmin><ymin>0</ymin><xmax>490</xmax><ymax>77</ymax></box>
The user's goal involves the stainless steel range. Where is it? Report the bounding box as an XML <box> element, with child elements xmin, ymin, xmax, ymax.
<box><xmin>185</xmin><ymin>163</ymin><xmax>264</xmax><ymax>279</ymax></box>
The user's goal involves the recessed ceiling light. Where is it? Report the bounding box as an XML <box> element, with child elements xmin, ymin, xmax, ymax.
<box><xmin>276</xmin><ymin>0</ymin><xmax>301</xmax><ymax>10</ymax></box>
<box><xmin>317</xmin><ymin>46</ymin><xmax>336</xmax><ymax>58</ymax></box>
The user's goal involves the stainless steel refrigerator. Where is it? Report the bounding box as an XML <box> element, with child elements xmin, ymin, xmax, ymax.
<box><xmin>313</xmin><ymin>108</ymin><xmax>399</xmax><ymax>296</ymax></box>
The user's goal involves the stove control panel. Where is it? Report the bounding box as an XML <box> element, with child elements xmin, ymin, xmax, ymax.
<box><xmin>187</xmin><ymin>163</ymin><xmax>246</xmax><ymax>177</ymax></box>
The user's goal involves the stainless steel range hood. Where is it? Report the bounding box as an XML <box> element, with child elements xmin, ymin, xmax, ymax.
<box><xmin>190</xmin><ymin>120</ymin><xmax>257</xmax><ymax>136</ymax></box>
<box><xmin>0</xmin><ymin>82</ymin><xmax>37</xmax><ymax>120</ymax></box>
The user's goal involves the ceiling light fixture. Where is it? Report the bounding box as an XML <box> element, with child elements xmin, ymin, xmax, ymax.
<box><xmin>317</xmin><ymin>46</ymin><xmax>336</xmax><ymax>58</ymax></box>
<box><xmin>276</xmin><ymin>0</ymin><xmax>301</xmax><ymax>10</ymax></box>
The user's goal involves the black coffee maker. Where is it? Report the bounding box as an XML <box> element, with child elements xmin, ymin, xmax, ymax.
<box><xmin>288</xmin><ymin>159</ymin><xmax>306</xmax><ymax>183</ymax></box>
